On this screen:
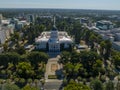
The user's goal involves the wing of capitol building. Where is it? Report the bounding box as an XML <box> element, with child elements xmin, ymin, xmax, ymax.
<box><xmin>35</xmin><ymin>17</ymin><xmax>73</xmax><ymax>52</ymax></box>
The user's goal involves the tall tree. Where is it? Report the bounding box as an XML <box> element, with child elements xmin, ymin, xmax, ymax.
<box><xmin>105</xmin><ymin>80</ymin><xmax>114</xmax><ymax>90</ymax></box>
<box><xmin>16</xmin><ymin>62</ymin><xmax>34</xmax><ymax>78</ymax></box>
<box><xmin>64</xmin><ymin>80</ymin><xmax>90</xmax><ymax>90</ymax></box>
<box><xmin>59</xmin><ymin>51</ymin><xmax>71</xmax><ymax>64</ymax></box>
<box><xmin>90</xmin><ymin>79</ymin><xmax>103</xmax><ymax>90</ymax></box>
<box><xmin>27</xmin><ymin>51</ymin><xmax>48</xmax><ymax>67</ymax></box>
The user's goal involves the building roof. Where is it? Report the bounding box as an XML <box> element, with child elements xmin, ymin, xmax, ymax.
<box><xmin>97</xmin><ymin>20</ymin><xmax>113</xmax><ymax>25</ymax></box>
<box><xmin>59</xmin><ymin>37</ymin><xmax>72</xmax><ymax>42</ymax></box>
<box><xmin>1</xmin><ymin>20</ymin><xmax>10</xmax><ymax>25</ymax></box>
<box><xmin>113</xmin><ymin>42</ymin><xmax>120</xmax><ymax>46</ymax></box>
<box><xmin>35</xmin><ymin>31</ymin><xmax>73</xmax><ymax>44</ymax></box>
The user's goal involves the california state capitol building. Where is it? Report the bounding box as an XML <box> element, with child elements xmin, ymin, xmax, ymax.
<box><xmin>35</xmin><ymin>18</ymin><xmax>73</xmax><ymax>52</ymax></box>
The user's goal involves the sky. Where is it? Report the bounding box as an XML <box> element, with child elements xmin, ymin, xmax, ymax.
<box><xmin>0</xmin><ymin>0</ymin><xmax>120</xmax><ymax>10</ymax></box>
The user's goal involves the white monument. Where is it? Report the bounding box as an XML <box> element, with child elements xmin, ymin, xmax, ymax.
<box><xmin>35</xmin><ymin>17</ymin><xmax>73</xmax><ymax>52</ymax></box>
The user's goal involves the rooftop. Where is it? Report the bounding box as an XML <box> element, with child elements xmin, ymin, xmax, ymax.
<box><xmin>97</xmin><ymin>20</ymin><xmax>113</xmax><ymax>25</ymax></box>
<box><xmin>35</xmin><ymin>31</ymin><xmax>72</xmax><ymax>43</ymax></box>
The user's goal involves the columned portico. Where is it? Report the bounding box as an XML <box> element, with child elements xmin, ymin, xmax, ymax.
<box><xmin>49</xmin><ymin>43</ymin><xmax>60</xmax><ymax>52</ymax></box>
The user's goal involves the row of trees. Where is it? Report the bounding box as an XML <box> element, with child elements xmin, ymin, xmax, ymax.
<box><xmin>64</xmin><ymin>80</ymin><xmax>90</xmax><ymax>90</ymax></box>
<box><xmin>0</xmin><ymin>83</ymin><xmax>40</xmax><ymax>90</ymax></box>
<box><xmin>59</xmin><ymin>24</ymin><xmax>117</xmax><ymax>89</ymax></box>
<box><xmin>0</xmin><ymin>51</ymin><xmax>48</xmax><ymax>87</ymax></box>
<box><xmin>0</xmin><ymin>51</ymin><xmax>48</xmax><ymax>67</ymax></box>
<box><xmin>111</xmin><ymin>50</ymin><xmax>120</xmax><ymax>69</ymax></box>
<box><xmin>64</xmin><ymin>78</ymin><xmax>120</xmax><ymax>90</ymax></box>
<box><xmin>59</xmin><ymin>50</ymin><xmax>104</xmax><ymax>80</ymax></box>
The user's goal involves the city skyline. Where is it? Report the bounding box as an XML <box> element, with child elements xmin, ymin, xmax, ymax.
<box><xmin>0</xmin><ymin>0</ymin><xmax>120</xmax><ymax>10</ymax></box>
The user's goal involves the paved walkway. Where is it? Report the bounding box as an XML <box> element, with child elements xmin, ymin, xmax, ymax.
<box><xmin>44</xmin><ymin>55</ymin><xmax>63</xmax><ymax>90</ymax></box>
<box><xmin>44</xmin><ymin>81</ymin><xmax>63</xmax><ymax>90</ymax></box>
<box><xmin>45</xmin><ymin>55</ymin><xmax>63</xmax><ymax>80</ymax></box>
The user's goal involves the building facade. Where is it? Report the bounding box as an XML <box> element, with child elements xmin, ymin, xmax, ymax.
<box><xmin>0</xmin><ymin>26</ymin><xmax>6</xmax><ymax>44</ymax></box>
<box><xmin>27</xmin><ymin>14</ymin><xmax>35</xmax><ymax>23</ymax></box>
<box><xmin>35</xmin><ymin>24</ymin><xmax>73</xmax><ymax>52</ymax></box>
<box><xmin>0</xmin><ymin>24</ymin><xmax>14</xmax><ymax>44</ymax></box>
<box><xmin>96</xmin><ymin>20</ymin><xmax>114</xmax><ymax>30</ymax></box>
<box><xmin>0</xmin><ymin>14</ymin><xmax>3</xmax><ymax>24</ymax></box>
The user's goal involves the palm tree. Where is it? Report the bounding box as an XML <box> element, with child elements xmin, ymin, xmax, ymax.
<box><xmin>117</xmin><ymin>75</ymin><xmax>120</xmax><ymax>81</ymax></box>
<box><xmin>14</xmin><ymin>78</ymin><xmax>19</xmax><ymax>83</ymax></box>
<box><xmin>77</xmin><ymin>76</ymin><xmax>82</xmax><ymax>83</ymax></box>
<box><xmin>90</xmin><ymin>79</ymin><xmax>104</xmax><ymax>90</ymax></box>
<box><xmin>19</xmin><ymin>78</ymin><xmax>25</xmax><ymax>86</ymax></box>
<box><xmin>116</xmin><ymin>82</ymin><xmax>120</xmax><ymax>90</ymax></box>
<box><xmin>27</xmin><ymin>78</ymin><xmax>32</xmax><ymax>85</ymax></box>
<box><xmin>3</xmin><ymin>42</ymin><xmax>8</xmax><ymax>52</ymax></box>
<box><xmin>41</xmin><ymin>79</ymin><xmax>45</xmax><ymax>86</ymax></box>
<box><xmin>1</xmin><ymin>70</ymin><xmax>6</xmax><ymax>75</ymax></box>
<box><xmin>6</xmin><ymin>70</ymin><xmax>12</xmax><ymax>78</ymax></box>
<box><xmin>34</xmin><ymin>79</ymin><xmax>38</xmax><ymax>87</ymax></box>
<box><xmin>63</xmin><ymin>78</ymin><xmax>67</xmax><ymax>86</ymax></box>
<box><xmin>82</xmin><ymin>78</ymin><xmax>87</xmax><ymax>85</ymax></box>
<box><xmin>105</xmin><ymin>80</ymin><xmax>114</xmax><ymax>90</ymax></box>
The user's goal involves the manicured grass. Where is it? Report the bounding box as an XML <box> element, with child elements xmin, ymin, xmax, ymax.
<box><xmin>48</xmin><ymin>75</ymin><xmax>57</xmax><ymax>79</ymax></box>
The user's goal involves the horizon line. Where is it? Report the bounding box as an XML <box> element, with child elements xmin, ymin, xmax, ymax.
<box><xmin>0</xmin><ymin>7</ymin><xmax>120</xmax><ymax>11</ymax></box>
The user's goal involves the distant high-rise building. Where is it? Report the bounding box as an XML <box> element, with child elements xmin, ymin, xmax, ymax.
<box><xmin>96</xmin><ymin>20</ymin><xmax>114</xmax><ymax>30</ymax></box>
<box><xmin>0</xmin><ymin>24</ymin><xmax>14</xmax><ymax>44</ymax></box>
<box><xmin>0</xmin><ymin>26</ymin><xmax>6</xmax><ymax>44</ymax></box>
<box><xmin>80</xmin><ymin>18</ymin><xmax>89</xmax><ymax>24</ymax></box>
<box><xmin>27</xmin><ymin>14</ymin><xmax>35</xmax><ymax>23</ymax></box>
<box><xmin>0</xmin><ymin>14</ymin><xmax>3</xmax><ymax>24</ymax></box>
